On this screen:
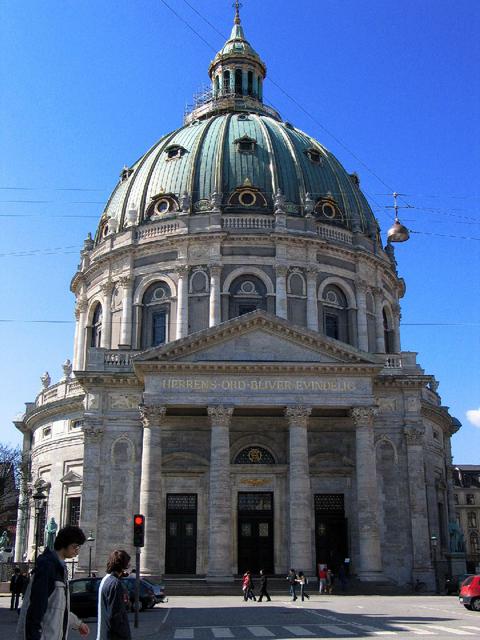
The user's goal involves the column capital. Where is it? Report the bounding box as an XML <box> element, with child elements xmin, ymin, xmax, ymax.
<box><xmin>208</xmin><ymin>263</ymin><xmax>222</xmax><ymax>276</ymax></box>
<box><xmin>207</xmin><ymin>405</ymin><xmax>234</xmax><ymax>427</ymax></box>
<box><xmin>75</xmin><ymin>299</ymin><xmax>88</xmax><ymax>314</ymax></box>
<box><xmin>351</xmin><ymin>406</ymin><xmax>378</xmax><ymax>427</ymax></box>
<box><xmin>177</xmin><ymin>265</ymin><xmax>189</xmax><ymax>276</ymax></box>
<box><xmin>100</xmin><ymin>280</ymin><xmax>115</xmax><ymax>296</ymax></box>
<box><xmin>404</xmin><ymin>424</ymin><xmax>425</xmax><ymax>445</ymax></box>
<box><xmin>82</xmin><ymin>419</ymin><xmax>104</xmax><ymax>443</ymax></box>
<box><xmin>285</xmin><ymin>406</ymin><xmax>312</xmax><ymax>428</ymax></box>
<box><xmin>306</xmin><ymin>266</ymin><xmax>319</xmax><ymax>279</ymax></box>
<box><xmin>119</xmin><ymin>275</ymin><xmax>134</xmax><ymax>289</ymax></box>
<box><xmin>139</xmin><ymin>404</ymin><xmax>167</xmax><ymax>428</ymax></box>
<box><xmin>275</xmin><ymin>264</ymin><xmax>288</xmax><ymax>277</ymax></box>
<box><xmin>356</xmin><ymin>280</ymin><xmax>369</xmax><ymax>295</ymax></box>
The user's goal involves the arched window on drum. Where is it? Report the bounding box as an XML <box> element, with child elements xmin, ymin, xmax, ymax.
<box><xmin>90</xmin><ymin>303</ymin><xmax>102</xmax><ymax>348</ymax></box>
<box><xmin>322</xmin><ymin>285</ymin><xmax>350</xmax><ymax>344</ymax></box>
<box><xmin>228</xmin><ymin>275</ymin><xmax>267</xmax><ymax>319</ymax></box>
<box><xmin>141</xmin><ymin>282</ymin><xmax>172</xmax><ymax>348</ymax></box>
<box><xmin>383</xmin><ymin>308</ymin><xmax>395</xmax><ymax>354</ymax></box>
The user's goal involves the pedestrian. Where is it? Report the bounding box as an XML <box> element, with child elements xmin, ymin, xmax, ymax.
<box><xmin>97</xmin><ymin>549</ymin><xmax>131</xmax><ymax>640</ymax></box>
<box><xmin>296</xmin><ymin>571</ymin><xmax>310</xmax><ymax>601</ymax></box>
<box><xmin>318</xmin><ymin>565</ymin><xmax>327</xmax><ymax>593</ymax></box>
<box><xmin>326</xmin><ymin>569</ymin><xmax>334</xmax><ymax>594</ymax></box>
<box><xmin>10</xmin><ymin>567</ymin><xmax>23</xmax><ymax>611</ymax></box>
<box><xmin>16</xmin><ymin>524</ymin><xmax>90</xmax><ymax>639</ymax></box>
<box><xmin>257</xmin><ymin>569</ymin><xmax>271</xmax><ymax>602</ymax></box>
<box><xmin>287</xmin><ymin>568</ymin><xmax>297</xmax><ymax>601</ymax></box>
<box><xmin>242</xmin><ymin>571</ymin><xmax>255</xmax><ymax>601</ymax></box>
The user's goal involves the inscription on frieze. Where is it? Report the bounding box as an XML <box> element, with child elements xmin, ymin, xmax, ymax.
<box><xmin>154</xmin><ymin>375</ymin><xmax>368</xmax><ymax>394</ymax></box>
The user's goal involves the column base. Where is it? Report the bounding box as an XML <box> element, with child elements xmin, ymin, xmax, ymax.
<box><xmin>206</xmin><ymin>574</ymin><xmax>235</xmax><ymax>583</ymax></box>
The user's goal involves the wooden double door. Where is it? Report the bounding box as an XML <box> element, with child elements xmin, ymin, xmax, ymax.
<box><xmin>237</xmin><ymin>492</ymin><xmax>274</xmax><ymax>574</ymax></box>
<box><xmin>165</xmin><ymin>494</ymin><xmax>197</xmax><ymax>574</ymax></box>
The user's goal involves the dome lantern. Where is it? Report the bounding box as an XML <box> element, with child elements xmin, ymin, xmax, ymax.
<box><xmin>208</xmin><ymin>1</ymin><xmax>267</xmax><ymax>104</ymax></box>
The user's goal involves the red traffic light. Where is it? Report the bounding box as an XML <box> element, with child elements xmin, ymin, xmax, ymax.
<box><xmin>134</xmin><ymin>515</ymin><xmax>144</xmax><ymax>526</ymax></box>
<box><xmin>133</xmin><ymin>514</ymin><xmax>145</xmax><ymax>547</ymax></box>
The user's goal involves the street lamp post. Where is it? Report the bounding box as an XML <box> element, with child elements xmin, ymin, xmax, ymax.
<box><xmin>431</xmin><ymin>535</ymin><xmax>439</xmax><ymax>594</ymax></box>
<box><xmin>87</xmin><ymin>532</ymin><xmax>95</xmax><ymax>577</ymax></box>
<box><xmin>32</xmin><ymin>489</ymin><xmax>47</xmax><ymax>564</ymax></box>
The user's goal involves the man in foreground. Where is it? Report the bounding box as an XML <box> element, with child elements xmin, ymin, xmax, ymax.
<box><xmin>17</xmin><ymin>525</ymin><xmax>90</xmax><ymax>639</ymax></box>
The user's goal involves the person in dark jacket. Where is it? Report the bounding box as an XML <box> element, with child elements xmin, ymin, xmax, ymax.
<box><xmin>97</xmin><ymin>550</ymin><xmax>131</xmax><ymax>640</ymax></box>
<box><xmin>16</xmin><ymin>525</ymin><xmax>90</xmax><ymax>640</ymax></box>
<box><xmin>10</xmin><ymin>567</ymin><xmax>24</xmax><ymax>610</ymax></box>
<box><xmin>257</xmin><ymin>569</ymin><xmax>271</xmax><ymax>602</ymax></box>
<box><xmin>287</xmin><ymin>568</ymin><xmax>297</xmax><ymax>601</ymax></box>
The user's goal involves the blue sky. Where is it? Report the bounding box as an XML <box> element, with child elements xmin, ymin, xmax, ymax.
<box><xmin>1</xmin><ymin>0</ymin><xmax>479</xmax><ymax>462</ymax></box>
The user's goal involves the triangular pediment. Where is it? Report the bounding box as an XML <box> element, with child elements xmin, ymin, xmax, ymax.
<box><xmin>60</xmin><ymin>470</ymin><xmax>83</xmax><ymax>484</ymax></box>
<box><xmin>134</xmin><ymin>310</ymin><xmax>378</xmax><ymax>367</ymax></box>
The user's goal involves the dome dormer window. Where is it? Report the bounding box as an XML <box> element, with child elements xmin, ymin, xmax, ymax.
<box><xmin>235</xmin><ymin>135</ymin><xmax>256</xmax><ymax>154</ymax></box>
<box><xmin>147</xmin><ymin>193</ymin><xmax>179</xmax><ymax>219</ymax></box>
<box><xmin>120</xmin><ymin>166</ymin><xmax>133</xmax><ymax>182</ymax></box>
<box><xmin>227</xmin><ymin>181</ymin><xmax>268</xmax><ymax>209</ymax></box>
<box><xmin>305</xmin><ymin>148</ymin><xmax>322</xmax><ymax>165</ymax></box>
<box><xmin>314</xmin><ymin>197</ymin><xmax>343</xmax><ymax>224</ymax></box>
<box><xmin>165</xmin><ymin>145</ymin><xmax>187</xmax><ymax>160</ymax></box>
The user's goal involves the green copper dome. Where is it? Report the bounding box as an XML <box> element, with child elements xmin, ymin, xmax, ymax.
<box><xmin>95</xmin><ymin>7</ymin><xmax>379</xmax><ymax>242</ymax></box>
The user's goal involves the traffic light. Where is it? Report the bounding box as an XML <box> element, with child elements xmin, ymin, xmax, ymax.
<box><xmin>133</xmin><ymin>514</ymin><xmax>145</xmax><ymax>547</ymax></box>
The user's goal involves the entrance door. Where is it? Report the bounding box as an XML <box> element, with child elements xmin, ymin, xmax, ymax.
<box><xmin>165</xmin><ymin>494</ymin><xmax>197</xmax><ymax>574</ymax></box>
<box><xmin>238</xmin><ymin>492</ymin><xmax>274</xmax><ymax>574</ymax></box>
<box><xmin>314</xmin><ymin>494</ymin><xmax>348</xmax><ymax>571</ymax></box>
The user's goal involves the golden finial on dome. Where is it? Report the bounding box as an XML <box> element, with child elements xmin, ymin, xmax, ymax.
<box><xmin>233</xmin><ymin>0</ymin><xmax>242</xmax><ymax>25</ymax></box>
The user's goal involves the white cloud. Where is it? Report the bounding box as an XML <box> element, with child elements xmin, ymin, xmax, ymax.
<box><xmin>466</xmin><ymin>408</ymin><xmax>480</xmax><ymax>428</ymax></box>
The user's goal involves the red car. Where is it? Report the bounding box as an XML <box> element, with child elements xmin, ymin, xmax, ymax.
<box><xmin>459</xmin><ymin>575</ymin><xmax>480</xmax><ymax>611</ymax></box>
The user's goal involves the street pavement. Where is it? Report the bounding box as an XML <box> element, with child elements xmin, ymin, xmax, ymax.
<box><xmin>1</xmin><ymin>594</ymin><xmax>479</xmax><ymax>639</ymax></box>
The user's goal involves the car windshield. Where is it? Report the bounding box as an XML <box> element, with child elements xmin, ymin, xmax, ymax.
<box><xmin>462</xmin><ymin>576</ymin><xmax>474</xmax><ymax>586</ymax></box>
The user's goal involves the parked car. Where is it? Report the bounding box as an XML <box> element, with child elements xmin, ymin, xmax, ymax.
<box><xmin>446</xmin><ymin>573</ymin><xmax>473</xmax><ymax>594</ymax></box>
<box><xmin>141</xmin><ymin>577</ymin><xmax>167</xmax><ymax>603</ymax></box>
<box><xmin>69</xmin><ymin>577</ymin><xmax>102</xmax><ymax>618</ymax></box>
<box><xmin>70</xmin><ymin>576</ymin><xmax>130</xmax><ymax>618</ymax></box>
<box><xmin>459</xmin><ymin>575</ymin><xmax>480</xmax><ymax>611</ymax></box>
<box><xmin>121</xmin><ymin>577</ymin><xmax>156</xmax><ymax>610</ymax></box>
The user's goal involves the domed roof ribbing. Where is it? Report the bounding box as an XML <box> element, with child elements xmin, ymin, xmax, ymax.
<box><xmin>95</xmin><ymin>7</ymin><xmax>379</xmax><ymax>242</ymax></box>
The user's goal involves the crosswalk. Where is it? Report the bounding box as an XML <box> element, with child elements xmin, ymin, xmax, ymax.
<box><xmin>172</xmin><ymin>624</ymin><xmax>480</xmax><ymax>638</ymax></box>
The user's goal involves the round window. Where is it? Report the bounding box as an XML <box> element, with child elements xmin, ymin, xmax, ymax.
<box><xmin>326</xmin><ymin>291</ymin><xmax>338</xmax><ymax>304</ymax></box>
<box><xmin>322</xmin><ymin>202</ymin><xmax>336</xmax><ymax>219</ymax></box>
<box><xmin>152</xmin><ymin>287</ymin><xmax>166</xmax><ymax>300</ymax></box>
<box><xmin>240</xmin><ymin>280</ymin><xmax>256</xmax><ymax>294</ymax></box>
<box><xmin>102</xmin><ymin>224</ymin><xmax>109</xmax><ymax>238</ymax></box>
<box><xmin>155</xmin><ymin>199</ymin><xmax>170</xmax><ymax>214</ymax></box>
<box><xmin>239</xmin><ymin>190</ymin><xmax>256</xmax><ymax>206</ymax></box>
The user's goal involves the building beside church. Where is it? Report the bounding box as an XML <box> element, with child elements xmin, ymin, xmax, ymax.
<box><xmin>14</xmin><ymin>7</ymin><xmax>461</xmax><ymax>587</ymax></box>
<box><xmin>453</xmin><ymin>466</ymin><xmax>480</xmax><ymax>573</ymax></box>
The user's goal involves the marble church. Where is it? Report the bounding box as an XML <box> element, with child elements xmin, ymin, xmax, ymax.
<box><xmin>14</xmin><ymin>6</ymin><xmax>460</xmax><ymax>587</ymax></box>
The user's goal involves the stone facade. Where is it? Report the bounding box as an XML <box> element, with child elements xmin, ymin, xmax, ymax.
<box><xmin>13</xmin><ymin>8</ymin><xmax>461</xmax><ymax>587</ymax></box>
<box><xmin>453</xmin><ymin>466</ymin><xmax>480</xmax><ymax>573</ymax></box>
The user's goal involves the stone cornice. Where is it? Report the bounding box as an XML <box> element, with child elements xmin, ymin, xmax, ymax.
<box><xmin>421</xmin><ymin>402</ymin><xmax>456</xmax><ymax>431</ymax></box>
<box><xmin>74</xmin><ymin>372</ymin><xmax>141</xmax><ymax>389</ymax></box>
<box><xmin>23</xmin><ymin>397</ymin><xmax>84</xmax><ymax>430</ymax></box>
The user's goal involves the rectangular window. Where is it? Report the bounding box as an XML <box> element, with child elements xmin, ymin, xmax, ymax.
<box><xmin>325</xmin><ymin>313</ymin><xmax>339</xmax><ymax>340</ymax></box>
<box><xmin>467</xmin><ymin>494</ymin><xmax>475</xmax><ymax>505</ymax></box>
<box><xmin>68</xmin><ymin>497</ymin><xmax>81</xmax><ymax>526</ymax></box>
<box><xmin>152</xmin><ymin>311</ymin><xmax>167</xmax><ymax>346</ymax></box>
<box><xmin>43</xmin><ymin>426</ymin><xmax>52</xmax><ymax>439</ymax></box>
<box><xmin>468</xmin><ymin>512</ymin><xmax>477</xmax><ymax>528</ymax></box>
<box><xmin>454</xmin><ymin>494</ymin><xmax>459</xmax><ymax>504</ymax></box>
<box><xmin>70</xmin><ymin>420</ymin><xmax>84</xmax><ymax>431</ymax></box>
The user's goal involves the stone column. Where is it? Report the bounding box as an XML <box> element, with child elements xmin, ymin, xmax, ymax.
<box><xmin>14</xmin><ymin>430</ymin><xmax>31</xmax><ymax>562</ymax></box>
<box><xmin>176</xmin><ymin>266</ymin><xmax>189</xmax><ymax>339</ymax></box>
<box><xmin>207</xmin><ymin>405</ymin><xmax>234</xmax><ymax>580</ymax></box>
<box><xmin>351</xmin><ymin>406</ymin><xmax>383</xmax><ymax>580</ymax></box>
<box><xmin>306</xmin><ymin>269</ymin><xmax>319</xmax><ymax>331</ymax></box>
<box><xmin>138</xmin><ymin>404</ymin><xmax>166</xmax><ymax>576</ymax></box>
<box><xmin>78</xmin><ymin>418</ymin><xmax>104</xmax><ymax>573</ymax></box>
<box><xmin>100</xmin><ymin>281</ymin><xmax>114</xmax><ymax>349</ymax></box>
<box><xmin>356</xmin><ymin>283</ymin><xmax>369</xmax><ymax>351</ymax></box>
<box><xmin>119</xmin><ymin>276</ymin><xmax>134</xmax><ymax>348</ymax></box>
<box><xmin>209</xmin><ymin>265</ymin><xmax>222</xmax><ymax>327</ymax></box>
<box><xmin>374</xmin><ymin>290</ymin><xmax>385</xmax><ymax>353</ymax></box>
<box><xmin>404</xmin><ymin>424</ymin><xmax>435</xmax><ymax>584</ymax></box>
<box><xmin>275</xmin><ymin>265</ymin><xmax>288</xmax><ymax>319</ymax></box>
<box><xmin>285</xmin><ymin>406</ymin><xmax>313</xmax><ymax>573</ymax></box>
<box><xmin>392</xmin><ymin>303</ymin><xmax>401</xmax><ymax>353</ymax></box>
<box><xmin>73</xmin><ymin>299</ymin><xmax>88</xmax><ymax>370</ymax></box>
